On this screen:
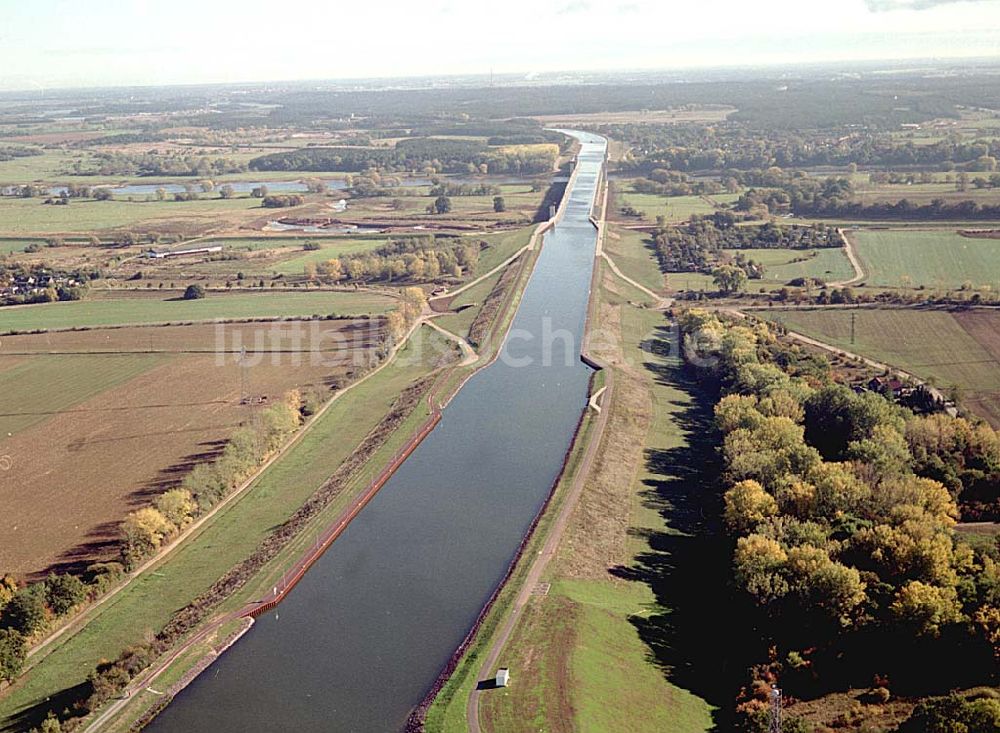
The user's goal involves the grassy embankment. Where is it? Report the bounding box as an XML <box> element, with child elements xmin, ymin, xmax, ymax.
<box><xmin>426</xmin><ymin>221</ymin><xmax>724</xmax><ymax>732</ymax></box>
<box><xmin>0</xmin><ymin>326</ymin><xmax>455</xmax><ymax>731</ymax></box>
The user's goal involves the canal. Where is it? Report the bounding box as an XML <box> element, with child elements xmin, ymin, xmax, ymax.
<box><xmin>147</xmin><ymin>132</ymin><xmax>606</xmax><ymax>732</ymax></box>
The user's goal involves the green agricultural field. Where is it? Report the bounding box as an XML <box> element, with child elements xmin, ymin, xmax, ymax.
<box><xmin>762</xmin><ymin>308</ymin><xmax>1000</xmax><ymax>404</ymax></box>
<box><xmin>852</xmin><ymin>230</ymin><xmax>1000</xmax><ymax>290</ymax></box>
<box><xmin>0</xmin><ymin>290</ymin><xmax>395</xmax><ymax>332</ymax></box>
<box><xmin>853</xmin><ymin>182</ymin><xmax>1000</xmax><ymax>206</ymax></box>
<box><xmin>661</xmin><ymin>247</ymin><xmax>854</xmax><ymax>293</ymax></box>
<box><xmin>735</xmin><ymin>247</ymin><xmax>856</xmax><ymax>285</ymax></box>
<box><xmin>618</xmin><ymin>192</ymin><xmax>716</xmax><ymax>221</ymax></box>
<box><xmin>0</xmin><ymin>196</ymin><xmax>264</xmax><ymax>234</ymax></box>
<box><xmin>271</xmin><ymin>238</ymin><xmax>394</xmax><ymax>275</ymax></box>
<box><xmin>0</xmin><ymin>238</ymin><xmax>41</xmax><ymax>254</ymax></box>
<box><xmin>0</xmin><ymin>353</ymin><xmax>165</xmax><ymax>437</ymax></box>
<box><xmin>0</xmin><ymin>149</ymin><xmax>90</xmax><ymax>182</ymax></box>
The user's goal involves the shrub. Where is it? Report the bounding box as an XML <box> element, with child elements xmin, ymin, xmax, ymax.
<box><xmin>85</xmin><ymin>562</ymin><xmax>124</xmax><ymax>594</ymax></box>
<box><xmin>44</xmin><ymin>573</ymin><xmax>86</xmax><ymax>616</ymax></box>
<box><xmin>154</xmin><ymin>488</ymin><xmax>196</xmax><ymax>529</ymax></box>
<box><xmin>182</xmin><ymin>283</ymin><xmax>206</xmax><ymax>300</ymax></box>
<box><xmin>0</xmin><ymin>628</ymin><xmax>26</xmax><ymax>682</ymax></box>
<box><xmin>859</xmin><ymin>686</ymin><xmax>891</xmax><ymax>704</ymax></box>
<box><xmin>900</xmin><ymin>694</ymin><xmax>1000</xmax><ymax>732</ymax></box>
<box><xmin>120</xmin><ymin>507</ymin><xmax>173</xmax><ymax>570</ymax></box>
<box><xmin>0</xmin><ymin>584</ymin><xmax>48</xmax><ymax>635</ymax></box>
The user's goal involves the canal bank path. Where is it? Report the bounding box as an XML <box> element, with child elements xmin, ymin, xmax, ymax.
<box><xmin>465</xmin><ymin>369</ymin><xmax>614</xmax><ymax>733</ymax></box>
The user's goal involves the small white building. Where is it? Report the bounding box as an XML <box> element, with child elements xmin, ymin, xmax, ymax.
<box><xmin>495</xmin><ymin>668</ymin><xmax>510</xmax><ymax>688</ymax></box>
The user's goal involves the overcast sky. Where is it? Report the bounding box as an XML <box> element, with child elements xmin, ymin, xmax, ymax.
<box><xmin>2</xmin><ymin>0</ymin><xmax>999</xmax><ymax>91</ymax></box>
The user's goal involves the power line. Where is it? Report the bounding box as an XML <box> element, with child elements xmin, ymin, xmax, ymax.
<box><xmin>769</xmin><ymin>685</ymin><xmax>782</xmax><ymax>733</ymax></box>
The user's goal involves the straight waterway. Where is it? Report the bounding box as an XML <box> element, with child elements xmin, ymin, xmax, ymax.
<box><xmin>146</xmin><ymin>132</ymin><xmax>606</xmax><ymax>732</ymax></box>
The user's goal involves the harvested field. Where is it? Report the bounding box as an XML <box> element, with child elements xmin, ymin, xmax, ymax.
<box><xmin>763</xmin><ymin>307</ymin><xmax>1000</xmax><ymax>426</ymax></box>
<box><xmin>0</xmin><ymin>318</ymin><xmax>384</xmax><ymax>578</ymax></box>
<box><xmin>0</xmin><ymin>353</ymin><xmax>164</xmax><ymax>436</ymax></box>
<box><xmin>851</xmin><ymin>229</ymin><xmax>1000</xmax><ymax>289</ymax></box>
<box><xmin>0</xmin><ymin>318</ymin><xmax>382</xmax><ymax>355</ymax></box>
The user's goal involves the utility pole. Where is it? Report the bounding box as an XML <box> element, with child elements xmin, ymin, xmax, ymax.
<box><xmin>851</xmin><ymin>311</ymin><xmax>856</xmax><ymax>346</ymax></box>
<box><xmin>769</xmin><ymin>685</ymin><xmax>782</xmax><ymax>733</ymax></box>
<box><xmin>239</xmin><ymin>346</ymin><xmax>248</xmax><ymax>404</ymax></box>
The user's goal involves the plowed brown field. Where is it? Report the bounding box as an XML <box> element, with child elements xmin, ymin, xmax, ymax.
<box><xmin>0</xmin><ymin>319</ymin><xmax>382</xmax><ymax>578</ymax></box>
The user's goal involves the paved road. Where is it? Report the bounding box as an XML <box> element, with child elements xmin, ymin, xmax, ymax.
<box><xmin>425</xmin><ymin>319</ymin><xmax>479</xmax><ymax>366</ymax></box>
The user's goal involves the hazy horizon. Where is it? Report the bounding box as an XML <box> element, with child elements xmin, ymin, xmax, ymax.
<box><xmin>2</xmin><ymin>0</ymin><xmax>999</xmax><ymax>93</ymax></box>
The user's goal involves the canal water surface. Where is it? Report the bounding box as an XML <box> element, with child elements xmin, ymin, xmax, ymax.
<box><xmin>147</xmin><ymin>132</ymin><xmax>606</xmax><ymax>732</ymax></box>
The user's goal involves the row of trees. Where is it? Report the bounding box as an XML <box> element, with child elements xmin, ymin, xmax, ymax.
<box><xmin>0</xmin><ymin>144</ymin><xmax>42</xmax><ymax>162</ymax></box>
<box><xmin>261</xmin><ymin>194</ymin><xmax>305</xmax><ymax>208</ymax></box>
<box><xmin>678</xmin><ymin>311</ymin><xmax>1000</xmax><ymax>727</ymax></box>
<box><xmin>250</xmin><ymin>138</ymin><xmax>557</xmax><ymax>176</ymax></box>
<box><xmin>599</xmin><ymin>120</ymin><xmax>1000</xmax><ymax>172</ymax></box>
<box><xmin>304</xmin><ymin>235</ymin><xmax>481</xmax><ymax>285</ymax></box>
<box><xmin>729</xmin><ymin>167</ymin><xmax>1000</xmax><ymax>221</ymax></box>
<box><xmin>385</xmin><ymin>287</ymin><xmax>427</xmax><ymax>344</ymax></box>
<box><xmin>652</xmin><ymin>215</ymin><xmax>840</xmax><ymax>274</ymax></box>
<box><xmin>80</xmin><ymin>152</ymin><xmax>247</xmax><ymax>178</ymax></box>
<box><xmin>0</xmin><ymin>565</ymin><xmax>124</xmax><ymax>684</ymax></box>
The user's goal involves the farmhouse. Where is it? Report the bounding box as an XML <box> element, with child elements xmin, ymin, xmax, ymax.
<box><xmin>144</xmin><ymin>246</ymin><xmax>223</xmax><ymax>259</ymax></box>
<box><xmin>866</xmin><ymin>376</ymin><xmax>906</xmax><ymax>398</ymax></box>
<box><xmin>1</xmin><ymin>272</ymin><xmax>79</xmax><ymax>299</ymax></box>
